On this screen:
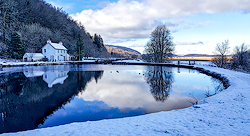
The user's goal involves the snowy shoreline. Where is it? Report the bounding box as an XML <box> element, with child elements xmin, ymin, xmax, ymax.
<box><xmin>1</xmin><ymin>64</ymin><xmax>250</xmax><ymax>136</ymax></box>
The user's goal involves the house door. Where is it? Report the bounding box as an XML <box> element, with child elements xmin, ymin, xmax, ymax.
<box><xmin>64</xmin><ymin>56</ymin><xmax>65</xmax><ymax>61</ymax></box>
<box><xmin>50</xmin><ymin>55</ymin><xmax>54</xmax><ymax>61</ymax></box>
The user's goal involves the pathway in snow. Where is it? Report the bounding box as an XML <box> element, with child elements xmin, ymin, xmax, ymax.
<box><xmin>2</xmin><ymin>66</ymin><xmax>250</xmax><ymax>136</ymax></box>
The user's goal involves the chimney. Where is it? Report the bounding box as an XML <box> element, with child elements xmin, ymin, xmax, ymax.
<box><xmin>59</xmin><ymin>41</ymin><xmax>63</xmax><ymax>45</ymax></box>
<box><xmin>47</xmin><ymin>39</ymin><xmax>51</xmax><ymax>44</ymax></box>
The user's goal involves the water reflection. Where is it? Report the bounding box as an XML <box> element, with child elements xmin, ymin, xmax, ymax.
<box><xmin>0</xmin><ymin>65</ymin><xmax>224</xmax><ymax>134</ymax></box>
<box><xmin>24</xmin><ymin>70</ymin><xmax>69</xmax><ymax>88</ymax></box>
<box><xmin>0</xmin><ymin>69</ymin><xmax>103</xmax><ymax>134</ymax></box>
<box><xmin>43</xmin><ymin>71</ymin><xmax>69</xmax><ymax>88</ymax></box>
<box><xmin>144</xmin><ymin>66</ymin><xmax>174</xmax><ymax>102</ymax></box>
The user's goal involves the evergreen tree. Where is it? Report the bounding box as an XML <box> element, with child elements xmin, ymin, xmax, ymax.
<box><xmin>10</xmin><ymin>32</ymin><xmax>24</xmax><ymax>59</ymax></box>
<box><xmin>76</xmin><ymin>34</ymin><xmax>84</xmax><ymax>60</ymax></box>
<box><xmin>98</xmin><ymin>34</ymin><xmax>104</xmax><ymax>45</ymax></box>
<box><xmin>93</xmin><ymin>33</ymin><xmax>104</xmax><ymax>48</ymax></box>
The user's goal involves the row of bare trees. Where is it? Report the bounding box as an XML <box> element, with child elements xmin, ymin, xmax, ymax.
<box><xmin>212</xmin><ymin>40</ymin><xmax>250</xmax><ymax>72</ymax></box>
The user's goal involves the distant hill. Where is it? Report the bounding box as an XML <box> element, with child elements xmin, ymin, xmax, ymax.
<box><xmin>172</xmin><ymin>54</ymin><xmax>179</xmax><ymax>57</ymax></box>
<box><xmin>105</xmin><ymin>45</ymin><xmax>141</xmax><ymax>58</ymax></box>
<box><xmin>105</xmin><ymin>45</ymin><xmax>141</xmax><ymax>55</ymax></box>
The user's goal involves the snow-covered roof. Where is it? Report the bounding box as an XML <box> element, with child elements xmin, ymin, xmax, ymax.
<box><xmin>24</xmin><ymin>53</ymin><xmax>44</xmax><ymax>58</ymax></box>
<box><xmin>47</xmin><ymin>75</ymin><xmax>68</xmax><ymax>88</ymax></box>
<box><xmin>42</xmin><ymin>40</ymin><xmax>68</xmax><ymax>50</ymax></box>
<box><xmin>49</xmin><ymin>43</ymin><xmax>67</xmax><ymax>50</ymax></box>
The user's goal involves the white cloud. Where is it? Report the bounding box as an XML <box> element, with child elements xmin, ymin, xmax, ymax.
<box><xmin>145</xmin><ymin>0</ymin><xmax>250</xmax><ymax>16</ymax></box>
<box><xmin>71</xmin><ymin>0</ymin><xmax>250</xmax><ymax>53</ymax></box>
<box><xmin>176</xmin><ymin>41</ymin><xmax>204</xmax><ymax>46</ymax></box>
<box><xmin>77</xmin><ymin>71</ymin><xmax>196</xmax><ymax>113</ymax></box>
<box><xmin>71</xmin><ymin>0</ymin><xmax>158</xmax><ymax>39</ymax></box>
<box><xmin>48</xmin><ymin>1</ymin><xmax>73</xmax><ymax>11</ymax></box>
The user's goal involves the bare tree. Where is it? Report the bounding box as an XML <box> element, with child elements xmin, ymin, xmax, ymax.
<box><xmin>144</xmin><ymin>25</ymin><xmax>175</xmax><ymax>63</ymax></box>
<box><xmin>231</xmin><ymin>43</ymin><xmax>250</xmax><ymax>71</ymax></box>
<box><xmin>212</xmin><ymin>40</ymin><xmax>230</xmax><ymax>68</ymax></box>
<box><xmin>144</xmin><ymin>66</ymin><xmax>174</xmax><ymax>102</ymax></box>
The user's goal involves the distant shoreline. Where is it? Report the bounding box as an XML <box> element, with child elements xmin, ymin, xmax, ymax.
<box><xmin>170</xmin><ymin>56</ymin><xmax>232</xmax><ymax>61</ymax></box>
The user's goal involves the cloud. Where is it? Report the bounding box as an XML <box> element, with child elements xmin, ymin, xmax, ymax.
<box><xmin>71</xmin><ymin>0</ymin><xmax>158</xmax><ymax>40</ymax></box>
<box><xmin>176</xmin><ymin>41</ymin><xmax>204</xmax><ymax>46</ymax></box>
<box><xmin>71</xmin><ymin>0</ymin><xmax>250</xmax><ymax>44</ymax></box>
<box><xmin>195</xmin><ymin>21</ymin><xmax>215</xmax><ymax>28</ymax></box>
<box><xmin>145</xmin><ymin>0</ymin><xmax>250</xmax><ymax>16</ymax></box>
<box><xmin>48</xmin><ymin>1</ymin><xmax>73</xmax><ymax>11</ymax></box>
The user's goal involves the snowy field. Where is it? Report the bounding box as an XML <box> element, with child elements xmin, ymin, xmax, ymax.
<box><xmin>1</xmin><ymin>62</ymin><xmax>250</xmax><ymax>135</ymax></box>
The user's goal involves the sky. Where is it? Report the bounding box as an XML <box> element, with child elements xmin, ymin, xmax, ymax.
<box><xmin>46</xmin><ymin>0</ymin><xmax>250</xmax><ymax>55</ymax></box>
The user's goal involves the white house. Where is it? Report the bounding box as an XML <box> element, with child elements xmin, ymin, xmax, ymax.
<box><xmin>42</xmin><ymin>39</ymin><xmax>70</xmax><ymax>61</ymax></box>
<box><xmin>23</xmin><ymin>53</ymin><xmax>44</xmax><ymax>62</ymax></box>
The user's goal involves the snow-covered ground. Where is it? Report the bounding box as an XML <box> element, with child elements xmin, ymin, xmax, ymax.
<box><xmin>1</xmin><ymin>62</ymin><xmax>250</xmax><ymax>135</ymax></box>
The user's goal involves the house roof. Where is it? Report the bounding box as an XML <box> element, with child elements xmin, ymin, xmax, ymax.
<box><xmin>24</xmin><ymin>53</ymin><xmax>44</xmax><ymax>58</ymax></box>
<box><xmin>49</xmin><ymin>43</ymin><xmax>67</xmax><ymax>50</ymax></box>
<box><xmin>47</xmin><ymin>75</ymin><xmax>68</xmax><ymax>88</ymax></box>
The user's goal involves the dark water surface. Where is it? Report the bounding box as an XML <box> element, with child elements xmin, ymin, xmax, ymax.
<box><xmin>0</xmin><ymin>64</ymin><xmax>224</xmax><ymax>134</ymax></box>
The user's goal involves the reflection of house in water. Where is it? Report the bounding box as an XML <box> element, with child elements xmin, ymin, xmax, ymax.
<box><xmin>24</xmin><ymin>71</ymin><xmax>44</xmax><ymax>77</ymax></box>
<box><xmin>23</xmin><ymin>70</ymin><xmax>69</xmax><ymax>88</ymax></box>
<box><xmin>43</xmin><ymin>71</ymin><xmax>69</xmax><ymax>88</ymax></box>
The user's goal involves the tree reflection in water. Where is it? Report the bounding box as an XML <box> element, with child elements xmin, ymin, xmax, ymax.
<box><xmin>144</xmin><ymin>66</ymin><xmax>174</xmax><ymax>102</ymax></box>
<box><xmin>204</xmin><ymin>77</ymin><xmax>224</xmax><ymax>97</ymax></box>
<box><xmin>0</xmin><ymin>70</ymin><xmax>103</xmax><ymax>134</ymax></box>
<box><xmin>0</xmin><ymin>65</ymin><xmax>225</xmax><ymax>134</ymax></box>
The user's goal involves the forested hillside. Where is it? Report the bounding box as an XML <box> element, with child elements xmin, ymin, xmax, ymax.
<box><xmin>0</xmin><ymin>0</ymin><xmax>109</xmax><ymax>59</ymax></box>
<box><xmin>105</xmin><ymin>45</ymin><xmax>141</xmax><ymax>59</ymax></box>
<box><xmin>105</xmin><ymin>45</ymin><xmax>141</xmax><ymax>55</ymax></box>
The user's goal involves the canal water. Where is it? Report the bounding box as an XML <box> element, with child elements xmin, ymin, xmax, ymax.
<box><xmin>0</xmin><ymin>64</ymin><xmax>224</xmax><ymax>134</ymax></box>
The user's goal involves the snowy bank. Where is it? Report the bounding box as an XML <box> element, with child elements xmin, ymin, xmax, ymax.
<box><xmin>1</xmin><ymin>65</ymin><xmax>250</xmax><ymax>136</ymax></box>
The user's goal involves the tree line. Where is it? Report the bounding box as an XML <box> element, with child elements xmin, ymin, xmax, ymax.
<box><xmin>0</xmin><ymin>0</ymin><xmax>109</xmax><ymax>60</ymax></box>
<box><xmin>213</xmin><ymin>40</ymin><xmax>250</xmax><ymax>72</ymax></box>
<box><xmin>142</xmin><ymin>25</ymin><xmax>250</xmax><ymax>73</ymax></box>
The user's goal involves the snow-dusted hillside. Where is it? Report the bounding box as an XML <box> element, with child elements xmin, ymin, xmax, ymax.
<box><xmin>1</xmin><ymin>65</ymin><xmax>250</xmax><ymax>136</ymax></box>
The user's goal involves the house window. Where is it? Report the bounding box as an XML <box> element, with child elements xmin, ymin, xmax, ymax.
<box><xmin>64</xmin><ymin>50</ymin><xmax>65</xmax><ymax>53</ymax></box>
<box><xmin>58</xmin><ymin>56</ymin><xmax>59</xmax><ymax>60</ymax></box>
<box><xmin>58</xmin><ymin>50</ymin><xmax>59</xmax><ymax>53</ymax></box>
<box><xmin>44</xmin><ymin>49</ymin><xmax>46</xmax><ymax>53</ymax></box>
<box><xmin>61</xmin><ymin>50</ymin><xmax>62</xmax><ymax>53</ymax></box>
